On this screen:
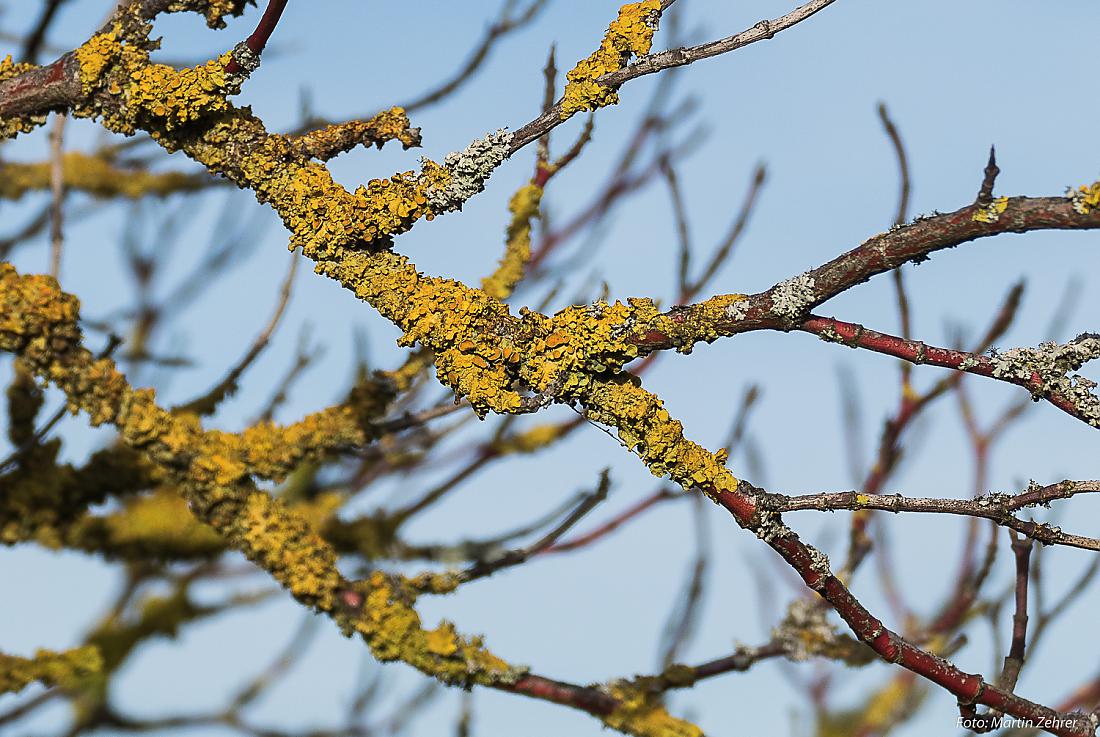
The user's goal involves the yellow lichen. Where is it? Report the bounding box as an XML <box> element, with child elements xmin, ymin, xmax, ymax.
<box><xmin>125</xmin><ymin>53</ymin><xmax>237</xmax><ymax>130</ymax></box>
<box><xmin>971</xmin><ymin>195</ymin><xmax>1008</xmax><ymax>223</ymax></box>
<box><xmin>602</xmin><ymin>681</ymin><xmax>704</xmax><ymax>737</ymax></box>
<box><xmin>238</xmin><ymin>490</ymin><xmax>342</xmax><ymax>609</ymax></box>
<box><xmin>0</xmin><ymin>646</ymin><xmax>102</xmax><ymax>695</ymax></box>
<box><xmin>69</xmin><ymin>491</ymin><xmax>221</xmax><ymax>557</ymax></box>
<box><xmin>1068</xmin><ymin>181</ymin><xmax>1100</xmax><ymax>215</ymax></box>
<box><xmin>561</xmin><ymin>1</ymin><xmax>661</xmax><ymax>119</ymax></box>
<box><xmin>2</xmin><ymin>262</ymin><xmax>536</xmax><ymax>697</ymax></box>
<box><xmin>481</xmin><ymin>182</ymin><xmax>543</xmax><ymax>301</ymax></box>
<box><xmin>494</xmin><ymin>422</ymin><xmax>565</xmax><ymax>454</ymax></box>
<box><xmin>339</xmin><ymin>572</ymin><xmax>525</xmax><ymax>687</ymax></box>
<box><xmin>0</xmin><ymin>8</ymin><xmax>775</xmax><ymax>727</ymax></box>
<box><xmin>0</xmin><ymin>55</ymin><xmax>47</xmax><ymax>139</ymax></box>
<box><xmin>585</xmin><ymin>375</ymin><xmax>739</xmax><ymax>499</ymax></box>
<box><xmin>74</xmin><ymin>30</ymin><xmax>122</xmax><ymax>94</ymax></box>
<box><xmin>294</xmin><ymin>107</ymin><xmax>421</xmax><ymax>160</ymax></box>
<box><xmin>165</xmin><ymin>0</ymin><xmax>252</xmax><ymax>29</ymax></box>
<box><xmin>0</xmin><ymin>151</ymin><xmax>206</xmax><ymax>200</ymax></box>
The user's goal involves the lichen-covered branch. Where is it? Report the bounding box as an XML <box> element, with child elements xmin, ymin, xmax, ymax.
<box><xmin>626</xmin><ymin>194</ymin><xmax>1100</xmax><ymax>357</ymax></box>
<box><xmin>0</xmin><ymin>150</ymin><xmax>215</xmax><ymax>200</ymax></box>
<box><xmin>801</xmin><ymin>316</ymin><xmax>1100</xmax><ymax>428</ymax></box>
<box><xmin>0</xmin><ymin>646</ymin><xmax>102</xmax><ymax>696</ymax></box>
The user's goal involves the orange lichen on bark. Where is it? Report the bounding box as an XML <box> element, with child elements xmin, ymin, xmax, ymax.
<box><xmin>0</xmin><ymin>9</ymin><xmax>758</xmax><ymax>733</ymax></box>
<box><xmin>65</xmin><ymin>491</ymin><xmax>223</xmax><ymax>558</ymax></box>
<box><xmin>67</xmin><ymin>23</ymin><xmax>506</xmax><ymax>257</ymax></box>
<box><xmin>561</xmin><ymin>1</ymin><xmax>662</xmax><ymax>119</ymax></box>
<box><xmin>971</xmin><ymin>195</ymin><xmax>1008</xmax><ymax>223</ymax></box>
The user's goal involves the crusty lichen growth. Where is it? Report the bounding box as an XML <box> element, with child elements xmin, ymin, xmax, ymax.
<box><xmin>600</xmin><ymin>680</ymin><xmax>704</xmax><ymax>737</ymax></box>
<box><xmin>989</xmin><ymin>333</ymin><xmax>1100</xmax><ymax>426</ymax></box>
<box><xmin>0</xmin><ymin>646</ymin><xmax>102</xmax><ymax>695</ymax></box>
<box><xmin>0</xmin><ymin>151</ymin><xmax>207</xmax><ymax>199</ymax></box>
<box><xmin>972</xmin><ymin>195</ymin><xmax>1008</xmax><ymax>223</ymax></box>
<box><xmin>585</xmin><ymin>375</ymin><xmax>740</xmax><ymax>500</ymax></box>
<box><xmin>74</xmin><ymin>30</ymin><xmax>122</xmax><ymax>94</ymax></box>
<box><xmin>1</xmin><ymin>262</ymin><xmax>533</xmax><ymax>694</ymax></box>
<box><xmin>0</xmin><ymin>55</ymin><xmax>47</xmax><ymax>139</ymax></box>
<box><xmin>426</xmin><ymin>129</ymin><xmax>514</xmax><ymax>213</ymax></box>
<box><xmin>291</xmin><ymin>107</ymin><xmax>422</xmax><ymax>161</ymax></box>
<box><xmin>67</xmin><ymin>21</ymin><xmax>511</xmax><ymax>255</ymax></box>
<box><xmin>771</xmin><ymin>598</ymin><xmax>871</xmax><ymax>665</ymax></box>
<box><xmin>724</xmin><ymin>296</ymin><xmax>750</xmax><ymax>322</ymax></box>
<box><xmin>561</xmin><ymin>0</ymin><xmax>662</xmax><ymax>119</ymax></box>
<box><xmin>164</xmin><ymin>0</ymin><xmax>253</xmax><ymax>28</ymax></box>
<box><xmin>0</xmin><ymin>11</ymin><xmax>782</xmax><ymax>728</ymax></box>
<box><xmin>770</xmin><ymin>273</ymin><xmax>817</xmax><ymax>326</ymax></box>
<box><xmin>481</xmin><ymin>182</ymin><xmax>543</xmax><ymax>301</ymax></box>
<box><xmin>337</xmin><ymin>572</ymin><xmax>528</xmax><ymax>687</ymax></box>
<box><xmin>0</xmin><ymin>441</ymin><xmax>148</xmax><ymax>548</ymax></box>
<box><xmin>6</xmin><ymin>360</ymin><xmax>42</xmax><ymax>447</ymax></box>
<box><xmin>1068</xmin><ymin>181</ymin><xmax>1100</xmax><ymax>215</ymax></box>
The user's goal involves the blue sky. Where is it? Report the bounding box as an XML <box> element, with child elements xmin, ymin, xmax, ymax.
<box><xmin>1</xmin><ymin>1</ymin><xmax>1099</xmax><ymax>736</ymax></box>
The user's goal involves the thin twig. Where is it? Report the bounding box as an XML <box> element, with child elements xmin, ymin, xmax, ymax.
<box><xmin>457</xmin><ymin>471</ymin><xmax>611</xmax><ymax>583</ymax></box>
<box><xmin>48</xmin><ymin>112</ymin><xmax>67</xmax><ymax>278</ymax></box>
<box><xmin>772</xmin><ymin>480</ymin><xmax>1100</xmax><ymax>552</ymax></box>
<box><xmin>509</xmin><ymin>0</ymin><xmax>839</xmax><ymax>153</ymax></box>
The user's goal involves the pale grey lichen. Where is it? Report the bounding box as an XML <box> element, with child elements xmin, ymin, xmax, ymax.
<box><xmin>725</xmin><ymin>301</ymin><xmax>749</xmax><ymax>322</ymax></box>
<box><xmin>1066</xmin><ymin>184</ymin><xmax>1100</xmax><ymax>216</ymax></box>
<box><xmin>772</xmin><ymin>598</ymin><xmax>839</xmax><ymax>662</ymax></box>
<box><xmin>989</xmin><ymin>333</ymin><xmax>1100</xmax><ymax>427</ymax></box>
<box><xmin>753</xmin><ymin>508</ymin><xmax>790</xmax><ymax>544</ymax></box>
<box><xmin>770</xmin><ymin>273</ymin><xmax>817</xmax><ymax>325</ymax></box>
<box><xmin>224</xmin><ymin>41</ymin><xmax>262</xmax><ymax>87</ymax></box>
<box><xmin>976</xmin><ymin>492</ymin><xmax>1011</xmax><ymax>510</ymax></box>
<box><xmin>806</xmin><ymin>544</ymin><xmax>831</xmax><ymax>578</ymax></box>
<box><xmin>958</xmin><ymin>355</ymin><xmax>981</xmax><ymax>371</ymax></box>
<box><xmin>425</xmin><ymin>129</ymin><xmax>513</xmax><ymax>213</ymax></box>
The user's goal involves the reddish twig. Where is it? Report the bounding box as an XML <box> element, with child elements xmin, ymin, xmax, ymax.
<box><xmin>543</xmin><ymin>487</ymin><xmax>680</xmax><ymax>554</ymax></box>
<box><xmin>713</xmin><ymin>479</ymin><xmax>1095</xmax><ymax>737</ymax></box>
<box><xmin>224</xmin><ymin>0</ymin><xmax>289</xmax><ymax>75</ymax></box>
<box><xmin>626</xmin><ymin>196</ymin><xmax>1100</xmax><ymax>355</ymax></box>
<box><xmin>799</xmin><ymin>316</ymin><xmax>1099</xmax><ymax>428</ymax></box>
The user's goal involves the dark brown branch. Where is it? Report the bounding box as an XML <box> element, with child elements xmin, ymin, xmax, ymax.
<box><xmin>627</xmin><ymin>195</ymin><xmax>1100</xmax><ymax>355</ymax></box>
<box><xmin>998</xmin><ymin>532</ymin><xmax>1033</xmax><ymax>694</ymax></box>
<box><xmin>977</xmin><ymin>145</ymin><xmax>1001</xmax><ymax>206</ymax></box>
<box><xmin>455</xmin><ymin>471</ymin><xmax>611</xmax><ymax>583</ymax></box>
<box><xmin>21</xmin><ymin>0</ymin><xmax>70</xmax><ymax>64</ymax></box>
